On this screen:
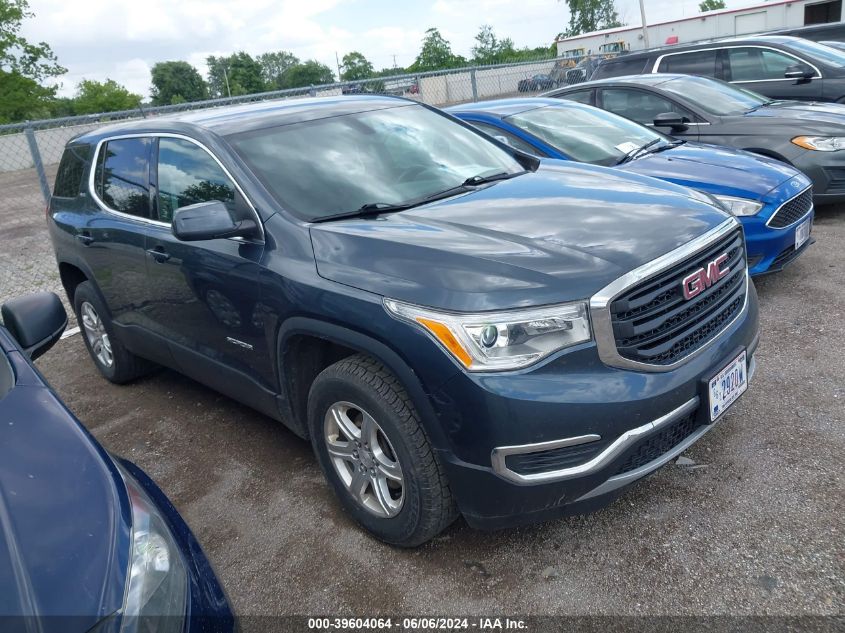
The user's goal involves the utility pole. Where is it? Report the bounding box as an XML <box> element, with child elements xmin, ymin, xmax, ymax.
<box><xmin>335</xmin><ymin>51</ymin><xmax>343</xmax><ymax>81</ymax></box>
<box><xmin>222</xmin><ymin>66</ymin><xmax>232</xmax><ymax>98</ymax></box>
<box><xmin>638</xmin><ymin>0</ymin><xmax>650</xmax><ymax>49</ymax></box>
<box><xmin>392</xmin><ymin>54</ymin><xmax>398</xmax><ymax>69</ymax></box>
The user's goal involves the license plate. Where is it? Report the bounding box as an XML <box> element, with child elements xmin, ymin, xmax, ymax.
<box><xmin>795</xmin><ymin>218</ymin><xmax>811</xmax><ymax>250</ymax></box>
<box><xmin>708</xmin><ymin>350</ymin><xmax>748</xmax><ymax>422</ymax></box>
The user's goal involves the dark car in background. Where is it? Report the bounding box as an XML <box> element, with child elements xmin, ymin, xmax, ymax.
<box><xmin>518</xmin><ymin>73</ymin><xmax>556</xmax><ymax>91</ymax></box>
<box><xmin>547</xmin><ymin>73</ymin><xmax>845</xmax><ymax>204</ymax></box>
<box><xmin>48</xmin><ymin>95</ymin><xmax>758</xmax><ymax>546</ymax></box>
<box><xmin>0</xmin><ymin>293</ymin><xmax>233</xmax><ymax>633</ymax></box>
<box><xmin>448</xmin><ymin>98</ymin><xmax>814</xmax><ymax>276</ymax></box>
<box><xmin>590</xmin><ymin>36</ymin><xmax>845</xmax><ymax>103</ymax></box>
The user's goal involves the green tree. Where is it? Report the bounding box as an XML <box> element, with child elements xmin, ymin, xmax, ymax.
<box><xmin>341</xmin><ymin>51</ymin><xmax>374</xmax><ymax>81</ymax></box>
<box><xmin>699</xmin><ymin>0</ymin><xmax>726</xmax><ymax>11</ymax></box>
<box><xmin>150</xmin><ymin>61</ymin><xmax>208</xmax><ymax>105</ymax></box>
<box><xmin>408</xmin><ymin>28</ymin><xmax>466</xmax><ymax>72</ymax></box>
<box><xmin>257</xmin><ymin>51</ymin><xmax>299</xmax><ymax>90</ymax></box>
<box><xmin>0</xmin><ymin>0</ymin><xmax>65</xmax><ymax>122</ymax></box>
<box><xmin>71</xmin><ymin>78</ymin><xmax>141</xmax><ymax>114</ymax></box>
<box><xmin>206</xmin><ymin>52</ymin><xmax>265</xmax><ymax>97</ymax></box>
<box><xmin>282</xmin><ymin>60</ymin><xmax>334</xmax><ymax>88</ymax></box>
<box><xmin>471</xmin><ymin>25</ymin><xmax>516</xmax><ymax>65</ymax></box>
<box><xmin>561</xmin><ymin>0</ymin><xmax>623</xmax><ymax>37</ymax></box>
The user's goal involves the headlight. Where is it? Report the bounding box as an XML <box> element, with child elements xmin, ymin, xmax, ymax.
<box><xmin>792</xmin><ymin>136</ymin><xmax>845</xmax><ymax>151</ymax></box>
<box><xmin>384</xmin><ymin>299</ymin><xmax>592</xmax><ymax>371</ymax></box>
<box><xmin>116</xmin><ymin>462</ymin><xmax>187</xmax><ymax>633</ymax></box>
<box><xmin>712</xmin><ymin>194</ymin><xmax>764</xmax><ymax>217</ymax></box>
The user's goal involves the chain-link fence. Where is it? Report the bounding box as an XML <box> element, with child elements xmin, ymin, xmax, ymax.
<box><xmin>0</xmin><ymin>54</ymin><xmax>606</xmax><ymax>316</ymax></box>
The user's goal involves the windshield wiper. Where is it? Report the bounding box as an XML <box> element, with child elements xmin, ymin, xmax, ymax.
<box><xmin>461</xmin><ymin>171</ymin><xmax>523</xmax><ymax>186</ymax></box>
<box><xmin>615</xmin><ymin>138</ymin><xmax>663</xmax><ymax>165</ymax></box>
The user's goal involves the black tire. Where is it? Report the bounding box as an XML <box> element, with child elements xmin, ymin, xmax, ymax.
<box><xmin>73</xmin><ymin>281</ymin><xmax>155</xmax><ymax>384</ymax></box>
<box><xmin>308</xmin><ymin>354</ymin><xmax>458</xmax><ymax>547</ymax></box>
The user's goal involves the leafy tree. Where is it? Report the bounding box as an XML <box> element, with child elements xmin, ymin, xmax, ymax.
<box><xmin>699</xmin><ymin>0</ymin><xmax>726</xmax><ymax>11</ymax></box>
<box><xmin>561</xmin><ymin>0</ymin><xmax>623</xmax><ymax>37</ymax></box>
<box><xmin>0</xmin><ymin>70</ymin><xmax>52</xmax><ymax>122</ymax></box>
<box><xmin>257</xmin><ymin>51</ymin><xmax>299</xmax><ymax>90</ymax></box>
<box><xmin>471</xmin><ymin>25</ymin><xmax>516</xmax><ymax>65</ymax></box>
<box><xmin>341</xmin><ymin>51</ymin><xmax>374</xmax><ymax>81</ymax></box>
<box><xmin>408</xmin><ymin>28</ymin><xmax>466</xmax><ymax>72</ymax></box>
<box><xmin>282</xmin><ymin>60</ymin><xmax>334</xmax><ymax>88</ymax></box>
<box><xmin>206</xmin><ymin>52</ymin><xmax>265</xmax><ymax>97</ymax></box>
<box><xmin>150</xmin><ymin>61</ymin><xmax>208</xmax><ymax>105</ymax></box>
<box><xmin>71</xmin><ymin>79</ymin><xmax>141</xmax><ymax>114</ymax></box>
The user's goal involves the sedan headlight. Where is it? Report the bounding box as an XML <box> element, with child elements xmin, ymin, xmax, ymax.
<box><xmin>712</xmin><ymin>194</ymin><xmax>764</xmax><ymax>217</ymax></box>
<box><xmin>792</xmin><ymin>136</ymin><xmax>845</xmax><ymax>151</ymax></box>
<box><xmin>384</xmin><ymin>299</ymin><xmax>591</xmax><ymax>371</ymax></box>
<box><xmin>116</xmin><ymin>462</ymin><xmax>187</xmax><ymax>633</ymax></box>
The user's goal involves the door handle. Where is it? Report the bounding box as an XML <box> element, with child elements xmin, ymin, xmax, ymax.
<box><xmin>146</xmin><ymin>247</ymin><xmax>171</xmax><ymax>263</ymax></box>
<box><xmin>76</xmin><ymin>231</ymin><xmax>94</xmax><ymax>246</ymax></box>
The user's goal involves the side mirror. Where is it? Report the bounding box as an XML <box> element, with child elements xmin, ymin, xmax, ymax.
<box><xmin>784</xmin><ymin>64</ymin><xmax>814</xmax><ymax>80</ymax></box>
<box><xmin>653</xmin><ymin>111</ymin><xmax>688</xmax><ymax>131</ymax></box>
<box><xmin>172</xmin><ymin>200</ymin><xmax>257</xmax><ymax>242</ymax></box>
<box><xmin>1</xmin><ymin>292</ymin><xmax>67</xmax><ymax>360</ymax></box>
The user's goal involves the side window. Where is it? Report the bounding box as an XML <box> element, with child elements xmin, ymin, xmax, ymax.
<box><xmin>600</xmin><ymin>88</ymin><xmax>695</xmax><ymax>125</ymax></box>
<box><xmin>156</xmin><ymin>138</ymin><xmax>237</xmax><ymax>224</ymax></box>
<box><xmin>53</xmin><ymin>144</ymin><xmax>91</xmax><ymax>198</ymax></box>
<box><xmin>94</xmin><ymin>138</ymin><xmax>152</xmax><ymax>217</ymax></box>
<box><xmin>468</xmin><ymin>122</ymin><xmax>545</xmax><ymax>156</ymax></box>
<box><xmin>726</xmin><ymin>48</ymin><xmax>764</xmax><ymax>81</ymax></box>
<box><xmin>760</xmin><ymin>49</ymin><xmax>810</xmax><ymax>78</ymax></box>
<box><xmin>593</xmin><ymin>58</ymin><xmax>648</xmax><ymax>79</ymax></box>
<box><xmin>657</xmin><ymin>50</ymin><xmax>718</xmax><ymax>77</ymax></box>
<box><xmin>559</xmin><ymin>89</ymin><xmax>592</xmax><ymax>105</ymax></box>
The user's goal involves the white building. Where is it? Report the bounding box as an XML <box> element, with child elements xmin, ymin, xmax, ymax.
<box><xmin>555</xmin><ymin>0</ymin><xmax>843</xmax><ymax>56</ymax></box>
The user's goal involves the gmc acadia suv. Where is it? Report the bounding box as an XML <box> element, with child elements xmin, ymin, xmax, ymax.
<box><xmin>48</xmin><ymin>96</ymin><xmax>759</xmax><ymax>546</ymax></box>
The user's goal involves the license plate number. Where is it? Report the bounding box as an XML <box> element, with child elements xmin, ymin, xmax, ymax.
<box><xmin>708</xmin><ymin>350</ymin><xmax>748</xmax><ymax>422</ymax></box>
<box><xmin>795</xmin><ymin>218</ymin><xmax>811</xmax><ymax>250</ymax></box>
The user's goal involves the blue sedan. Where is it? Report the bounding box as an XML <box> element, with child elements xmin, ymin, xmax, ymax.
<box><xmin>447</xmin><ymin>98</ymin><xmax>815</xmax><ymax>276</ymax></box>
<box><xmin>0</xmin><ymin>292</ymin><xmax>233</xmax><ymax>633</ymax></box>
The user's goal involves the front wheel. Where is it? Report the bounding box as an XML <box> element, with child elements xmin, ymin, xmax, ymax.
<box><xmin>308</xmin><ymin>354</ymin><xmax>457</xmax><ymax>546</ymax></box>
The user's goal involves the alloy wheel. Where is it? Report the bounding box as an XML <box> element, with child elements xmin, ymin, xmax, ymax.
<box><xmin>80</xmin><ymin>302</ymin><xmax>113</xmax><ymax>368</ymax></box>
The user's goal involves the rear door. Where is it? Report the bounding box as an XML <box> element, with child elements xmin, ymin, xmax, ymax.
<box><xmin>142</xmin><ymin>136</ymin><xmax>272</xmax><ymax>396</ymax></box>
<box><xmin>723</xmin><ymin>46</ymin><xmax>823</xmax><ymax>100</ymax></box>
<box><xmin>655</xmin><ymin>49</ymin><xmax>722</xmax><ymax>80</ymax></box>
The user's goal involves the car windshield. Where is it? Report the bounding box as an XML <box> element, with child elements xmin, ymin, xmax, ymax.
<box><xmin>782</xmin><ymin>38</ymin><xmax>845</xmax><ymax>67</ymax></box>
<box><xmin>227</xmin><ymin>103</ymin><xmax>524</xmax><ymax>221</ymax></box>
<box><xmin>508</xmin><ymin>103</ymin><xmax>668</xmax><ymax>166</ymax></box>
<box><xmin>658</xmin><ymin>75</ymin><xmax>770</xmax><ymax>115</ymax></box>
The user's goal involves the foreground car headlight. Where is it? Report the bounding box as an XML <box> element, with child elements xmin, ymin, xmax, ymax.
<box><xmin>384</xmin><ymin>299</ymin><xmax>591</xmax><ymax>371</ymax></box>
<box><xmin>116</xmin><ymin>462</ymin><xmax>187</xmax><ymax>633</ymax></box>
<box><xmin>792</xmin><ymin>136</ymin><xmax>845</xmax><ymax>151</ymax></box>
<box><xmin>712</xmin><ymin>194</ymin><xmax>764</xmax><ymax>217</ymax></box>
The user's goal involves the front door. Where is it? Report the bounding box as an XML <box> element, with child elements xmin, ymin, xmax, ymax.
<box><xmin>598</xmin><ymin>88</ymin><xmax>701</xmax><ymax>142</ymax></box>
<box><xmin>725</xmin><ymin>46</ymin><xmax>823</xmax><ymax>101</ymax></box>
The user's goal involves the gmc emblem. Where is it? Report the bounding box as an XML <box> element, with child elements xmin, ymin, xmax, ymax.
<box><xmin>682</xmin><ymin>253</ymin><xmax>730</xmax><ymax>300</ymax></box>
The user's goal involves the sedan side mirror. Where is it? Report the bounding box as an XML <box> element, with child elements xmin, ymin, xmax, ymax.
<box><xmin>653</xmin><ymin>111</ymin><xmax>688</xmax><ymax>132</ymax></box>
<box><xmin>172</xmin><ymin>200</ymin><xmax>258</xmax><ymax>242</ymax></box>
<box><xmin>784</xmin><ymin>64</ymin><xmax>814</xmax><ymax>80</ymax></box>
<box><xmin>1</xmin><ymin>292</ymin><xmax>67</xmax><ymax>360</ymax></box>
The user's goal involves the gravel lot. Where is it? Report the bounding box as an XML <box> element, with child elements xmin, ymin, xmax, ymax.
<box><xmin>26</xmin><ymin>204</ymin><xmax>845</xmax><ymax>619</ymax></box>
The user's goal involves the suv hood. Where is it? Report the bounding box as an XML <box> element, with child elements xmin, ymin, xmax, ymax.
<box><xmin>746</xmin><ymin>100</ymin><xmax>845</xmax><ymax>130</ymax></box>
<box><xmin>620</xmin><ymin>142</ymin><xmax>799</xmax><ymax>200</ymax></box>
<box><xmin>0</xmin><ymin>335</ymin><xmax>128</xmax><ymax>632</ymax></box>
<box><xmin>310</xmin><ymin>162</ymin><xmax>731</xmax><ymax>312</ymax></box>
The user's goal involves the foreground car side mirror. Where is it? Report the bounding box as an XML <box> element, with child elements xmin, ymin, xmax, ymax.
<box><xmin>653</xmin><ymin>112</ymin><xmax>688</xmax><ymax>132</ymax></box>
<box><xmin>784</xmin><ymin>64</ymin><xmax>814</xmax><ymax>80</ymax></box>
<box><xmin>1</xmin><ymin>292</ymin><xmax>67</xmax><ymax>360</ymax></box>
<box><xmin>172</xmin><ymin>200</ymin><xmax>258</xmax><ymax>242</ymax></box>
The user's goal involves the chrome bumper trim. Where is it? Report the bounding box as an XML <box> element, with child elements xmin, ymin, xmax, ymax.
<box><xmin>490</xmin><ymin>397</ymin><xmax>700</xmax><ymax>485</ymax></box>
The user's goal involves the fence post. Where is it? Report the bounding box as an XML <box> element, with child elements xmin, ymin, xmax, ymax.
<box><xmin>24</xmin><ymin>123</ymin><xmax>51</xmax><ymax>205</ymax></box>
<box><xmin>470</xmin><ymin>68</ymin><xmax>478</xmax><ymax>102</ymax></box>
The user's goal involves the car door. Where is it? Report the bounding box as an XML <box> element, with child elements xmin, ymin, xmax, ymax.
<box><xmin>723</xmin><ymin>46</ymin><xmax>822</xmax><ymax>101</ymax></box>
<box><xmin>597</xmin><ymin>87</ymin><xmax>701</xmax><ymax>141</ymax></box>
<box><xmin>143</xmin><ymin>136</ymin><xmax>272</xmax><ymax>396</ymax></box>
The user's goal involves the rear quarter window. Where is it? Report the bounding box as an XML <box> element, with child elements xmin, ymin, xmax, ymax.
<box><xmin>53</xmin><ymin>144</ymin><xmax>91</xmax><ymax>198</ymax></box>
<box><xmin>592</xmin><ymin>57</ymin><xmax>649</xmax><ymax>79</ymax></box>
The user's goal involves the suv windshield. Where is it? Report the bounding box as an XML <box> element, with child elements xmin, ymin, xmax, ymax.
<box><xmin>228</xmin><ymin>103</ymin><xmax>523</xmax><ymax>221</ymax></box>
<box><xmin>508</xmin><ymin>103</ymin><xmax>667</xmax><ymax>165</ymax></box>
<box><xmin>659</xmin><ymin>75</ymin><xmax>769</xmax><ymax>115</ymax></box>
<box><xmin>783</xmin><ymin>38</ymin><xmax>845</xmax><ymax>67</ymax></box>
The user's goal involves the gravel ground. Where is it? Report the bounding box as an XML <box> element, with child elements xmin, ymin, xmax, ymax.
<box><xmin>31</xmin><ymin>205</ymin><xmax>844</xmax><ymax>619</ymax></box>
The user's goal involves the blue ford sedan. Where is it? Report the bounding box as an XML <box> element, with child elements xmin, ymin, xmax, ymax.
<box><xmin>447</xmin><ymin>98</ymin><xmax>814</xmax><ymax>276</ymax></box>
<box><xmin>0</xmin><ymin>293</ymin><xmax>233</xmax><ymax>633</ymax></box>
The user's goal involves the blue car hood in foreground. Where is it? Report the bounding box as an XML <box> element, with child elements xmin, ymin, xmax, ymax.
<box><xmin>311</xmin><ymin>162</ymin><xmax>731</xmax><ymax>312</ymax></box>
<box><xmin>620</xmin><ymin>142</ymin><xmax>799</xmax><ymax>200</ymax></box>
<box><xmin>0</xmin><ymin>331</ymin><xmax>129</xmax><ymax>633</ymax></box>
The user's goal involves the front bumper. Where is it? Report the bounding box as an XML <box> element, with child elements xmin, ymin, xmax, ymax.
<box><xmin>793</xmin><ymin>150</ymin><xmax>845</xmax><ymax>203</ymax></box>
<box><xmin>743</xmin><ymin>205</ymin><xmax>814</xmax><ymax>276</ymax></box>
<box><xmin>431</xmin><ymin>278</ymin><xmax>760</xmax><ymax>530</ymax></box>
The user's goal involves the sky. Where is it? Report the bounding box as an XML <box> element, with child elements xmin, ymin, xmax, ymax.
<box><xmin>21</xmin><ymin>0</ymin><xmax>750</xmax><ymax>99</ymax></box>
